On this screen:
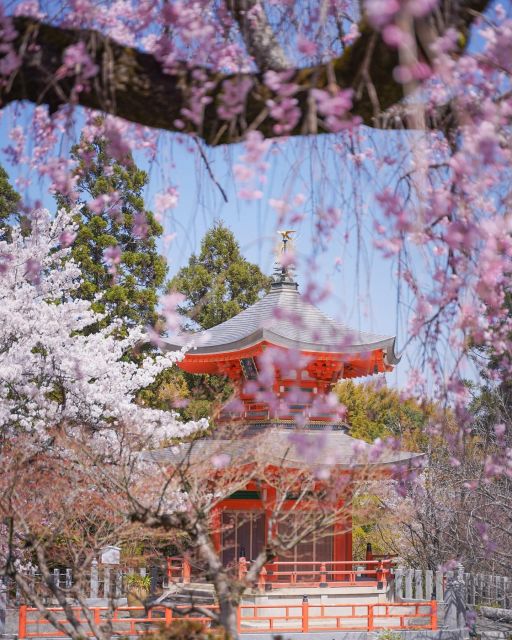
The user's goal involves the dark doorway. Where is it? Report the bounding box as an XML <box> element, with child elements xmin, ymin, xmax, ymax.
<box><xmin>221</xmin><ymin>511</ymin><xmax>265</xmax><ymax>567</ymax></box>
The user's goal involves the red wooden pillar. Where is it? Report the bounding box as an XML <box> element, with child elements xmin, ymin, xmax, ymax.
<box><xmin>344</xmin><ymin>512</ymin><xmax>353</xmax><ymax>563</ymax></box>
<box><xmin>263</xmin><ymin>485</ymin><xmax>277</xmax><ymax>585</ymax></box>
<box><xmin>333</xmin><ymin>512</ymin><xmax>345</xmax><ymax>582</ymax></box>
<box><xmin>333</xmin><ymin>497</ymin><xmax>352</xmax><ymax>582</ymax></box>
<box><xmin>18</xmin><ymin>605</ymin><xmax>27</xmax><ymax>640</ymax></box>
<box><xmin>210</xmin><ymin>505</ymin><xmax>222</xmax><ymax>555</ymax></box>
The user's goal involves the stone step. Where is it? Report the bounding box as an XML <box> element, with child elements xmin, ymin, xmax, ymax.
<box><xmin>151</xmin><ymin>585</ymin><xmax>216</xmax><ymax>607</ymax></box>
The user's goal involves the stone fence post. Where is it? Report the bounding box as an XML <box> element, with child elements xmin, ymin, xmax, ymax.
<box><xmin>442</xmin><ymin>563</ymin><xmax>467</xmax><ymax>633</ymax></box>
<box><xmin>0</xmin><ymin>577</ymin><xmax>6</xmax><ymax>637</ymax></box>
<box><xmin>90</xmin><ymin>559</ymin><xmax>99</xmax><ymax>599</ymax></box>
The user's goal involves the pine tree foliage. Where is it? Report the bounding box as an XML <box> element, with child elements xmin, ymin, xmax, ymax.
<box><xmin>168</xmin><ymin>221</ymin><xmax>271</xmax><ymax>330</ymax></box>
<box><xmin>335</xmin><ymin>379</ymin><xmax>432</xmax><ymax>449</ymax></box>
<box><xmin>163</xmin><ymin>222</ymin><xmax>271</xmax><ymax>420</ymax></box>
<box><xmin>61</xmin><ymin>135</ymin><xmax>167</xmax><ymax>330</ymax></box>
<box><xmin>0</xmin><ymin>164</ymin><xmax>21</xmax><ymax>242</ymax></box>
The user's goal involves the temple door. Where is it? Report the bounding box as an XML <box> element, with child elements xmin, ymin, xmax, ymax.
<box><xmin>278</xmin><ymin>514</ymin><xmax>334</xmax><ymax>583</ymax></box>
<box><xmin>221</xmin><ymin>511</ymin><xmax>265</xmax><ymax>568</ymax></box>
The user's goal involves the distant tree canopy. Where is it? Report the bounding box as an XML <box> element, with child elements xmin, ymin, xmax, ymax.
<box><xmin>168</xmin><ymin>221</ymin><xmax>271</xmax><ymax>330</ymax></box>
<box><xmin>57</xmin><ymin>133</ymin><xmax>167</xmax><ymax>331</ymax></box>
<box><xmin>335</xmin><ymin>379</ymin><xmax>433</xmax><ymax>449</ymax></box>
<box><xmin>0</xmin><ymin>165</ymin><xmax>21</xmax><ymax>242</ymax></box>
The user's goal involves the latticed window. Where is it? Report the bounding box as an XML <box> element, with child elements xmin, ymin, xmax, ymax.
<box><xmin>221</xmin><ymin>511</ymin><xmax>265</xmax><ymax>566</ymax></box>
<box><xmin>277</xmin><ymin>514</ymin><xmax>333</xmax><ymax>578</ymax></box>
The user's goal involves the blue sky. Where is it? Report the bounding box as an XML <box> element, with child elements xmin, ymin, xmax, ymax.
<box><xmin>130</xmin><ymin>131</ymin><xmax>410</xmax><ymax>381</ymax></box>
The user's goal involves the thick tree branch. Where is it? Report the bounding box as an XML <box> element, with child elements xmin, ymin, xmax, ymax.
<box><xmin>1</xmin><ymin>3</ymin><xmax>490</xmax><ymax>147</ymax></box>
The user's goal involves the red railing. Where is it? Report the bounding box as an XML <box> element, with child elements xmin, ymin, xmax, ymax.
<box><xmin>237</xmin><ymin>600</ymin><xmax>437</xmax><ymax>633</ymax></box>
<box><xmin>166</xmin><ymin>557</ymin><xmax>394</xmax><ymax>589</ymax></box>
<box><xmin>18</xmin><ymin>600</ymin><xmax>437</xmax><ymax>637</ymax></box>
<box><xmin>255</xmin><ymin>559</ymin><xmax>394</xmax><ymax>588</ymax></box>
<box><xmin>18</xmin><ymin>605</ymin><xmax>216</xmax><ymax>638</ymax></box>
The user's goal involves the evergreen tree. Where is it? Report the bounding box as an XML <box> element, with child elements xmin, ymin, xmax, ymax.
<box><xmin>0</xmin><ymin>164</ymin><xmax>21</xmax><ymax>242</ymax></box>
<box><xmin>168</xmin><ymin>221</ymin><xmax>271</xmax><ymax>330</ymax></box>
<box><xmin>59</xmin><ymin>134</ymin><xmax>167</xmax><ymax>330</ymax></box>
<box><xmin>164</xmin><ymin>222</ymin><xmax>271</xmax><ymax>420</ymax></box>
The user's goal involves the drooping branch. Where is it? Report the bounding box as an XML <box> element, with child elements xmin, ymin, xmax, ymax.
<box><xmin>1</xmin><ymin>3</ymin><xmax>490</xmax><ymax>147</ymax></box>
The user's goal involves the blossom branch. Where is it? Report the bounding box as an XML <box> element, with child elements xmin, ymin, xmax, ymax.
<box><xmin>2</xmin><ymin>3</ymin><xmax>489</xmax><ymax>146</ymax></box>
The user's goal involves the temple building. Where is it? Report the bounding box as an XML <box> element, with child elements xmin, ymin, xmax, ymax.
<box><xmin>158</xmin><ymin>235</ymin><xmax>419</xmax><ymax>589</ymax></box>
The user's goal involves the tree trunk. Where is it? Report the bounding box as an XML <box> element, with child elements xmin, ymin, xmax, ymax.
<box><xmin>2</xmin><ymin>2</ymin><xmax>490</xmax><ymax>145</ymax></box>
<box><xmin>217</xmin><ymin>596</ymin><xmax>239</xmax><ymax>640</ymax></box>
<box><xmin>194</xmin><ymin>525</ymin><xmax>240</xmax><ymax>639</ymax></box>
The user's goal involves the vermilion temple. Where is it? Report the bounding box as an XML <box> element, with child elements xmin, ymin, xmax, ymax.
<box><xmin>160</xmin><ymin>236</ymin><xmax>419</xmax><ymax>591</ymax></box>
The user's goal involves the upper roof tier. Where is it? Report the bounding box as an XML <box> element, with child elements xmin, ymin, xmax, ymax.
<box><xmin>162</xmin><ymin>276</ymin><xmax>400</xmax><ymax>365</ymax></box>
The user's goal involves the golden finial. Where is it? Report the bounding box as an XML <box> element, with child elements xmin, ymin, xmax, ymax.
<box><xmin>277</xmin><ymin>229</ymin><xmax>296</xmax><ymax>252</ymax></box>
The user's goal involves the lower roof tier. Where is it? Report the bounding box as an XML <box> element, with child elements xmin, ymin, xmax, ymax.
<box><xmin>147</xmin><ymin>426</ymin><xmax>422</xmax><ymax>473</ymax></box>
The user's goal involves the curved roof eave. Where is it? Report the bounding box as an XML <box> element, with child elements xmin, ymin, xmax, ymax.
<box><xmin>161</xmin><ymin>329</ymin><xmax>401</xmax><ymax>358</ymax></box>
<box><xmin>384</xmin><ymin>337</ymin><xmax>402</xmax><ymax>365</ymax></box>
<box><xmin>145</xmin><ymin>438</ymin><xmax>424</xmax><ymax>470</ymax></box>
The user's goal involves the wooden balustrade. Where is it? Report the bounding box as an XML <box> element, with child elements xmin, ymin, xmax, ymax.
<box><xmin>252</xmin><ymin>559</ymin><xmax>395</xmax><ymax>589</ymax></box>
<box><xmin>164</xmin><ymin>556</ymin><xmax>395</xmax><ymax>590</ymax></box>
<box><xmin>18</xmin><ymin>600</ymin><xmax>437</xmax><ymax>638</ymax></box>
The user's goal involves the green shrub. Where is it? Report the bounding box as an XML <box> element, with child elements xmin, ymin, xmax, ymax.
<box><xmin>126</xmin><ymin>573</ymin><xmax>152</xmax><ymax>590</ymax></box>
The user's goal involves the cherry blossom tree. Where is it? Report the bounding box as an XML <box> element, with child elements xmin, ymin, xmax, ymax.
<box><xmin>0</xmin><ymin>206</ymin><xmax>202</xmax><ymax>442</ymax></box>
<box><xmin>0</xmin><ymin>207</ymin><xmax>206</xmax><ymax>637</ymax></box>
<box><xmin>378</xmin><ymin>388</ymin><xmax>512</xmax><ymax>575</ymax></box>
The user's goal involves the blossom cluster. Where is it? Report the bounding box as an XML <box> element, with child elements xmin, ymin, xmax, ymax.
<box><xmin>0</xmin><ymin>208</ymin><xmax>206</xmax><ymax>449</ymax></box>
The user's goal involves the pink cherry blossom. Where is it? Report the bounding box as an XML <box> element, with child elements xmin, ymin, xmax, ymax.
<box><xmin>103</xmin><ymin>245</ymin><xmax>122</xmax><ymax>275</ymax></box>
<box><xmin>24</xmin><ymin>257</ymin><xmax>41</xmax><ymax>285</ymax></box>
<box><xmin>155</xmin><ymin>187</ymin><xmax>179</xmax><ymax>216</ymax></box>
<box><xmin>297</xmin><ymin>34</ymin><xmax>317</xmax><ymax>56</ymax></box>
<box><xmin>61</xmin><ymin>41</ymin><xmax>98</xmax><ymax>80</ymax></box>
<box><xmin>161</xmin><ymin>291</ymin><xmax>186</xmax><ymax>332</ymax></box>
<box><xmin>364</xmin><ymin>0</ymin><xmax>400</xmax><ymax>28</ymax></box>
<box><xmin>13</xmin><ymin>1</ymin><xmax>44</xmax><ymax>18</ymax></box>
<box><xmin>311</xmin><ymin>88</ymin><xmax>354</xmax><ymax>132</ymax></box>
<box><xmin>218</xmin><ymin>77</ymin><xmax>253</xmax><ymax>120</ymax></box>
<box><xmin>59</xmin><ymin>229</ymin><xmax>77</xmax><ymax>247</ymax></box>
<box><xmin>131</xmin><ymin>212</ymin><xmax>148</xmax><ymax>239</ymax></box>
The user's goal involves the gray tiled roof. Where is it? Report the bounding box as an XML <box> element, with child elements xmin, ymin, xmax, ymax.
<box><xmin>162</xmin><ymin>281</ymin><xmax>400</xmax><ymax>363</ymax></box>
<box><xmin>146</xmin><ymin>427</ymin><xmax>421</xmax><ymax>470</ymax></box>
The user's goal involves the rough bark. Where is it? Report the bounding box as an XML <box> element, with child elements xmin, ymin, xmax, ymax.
<box><xmin>227</xmin><ymin>0</ymin><xmax>290</xmax><ymax>71</ymax></box>
<box><xmin>0</xmin><ymin>1</ymin><xmax>489</xmax><ymax>146</ymax></box>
